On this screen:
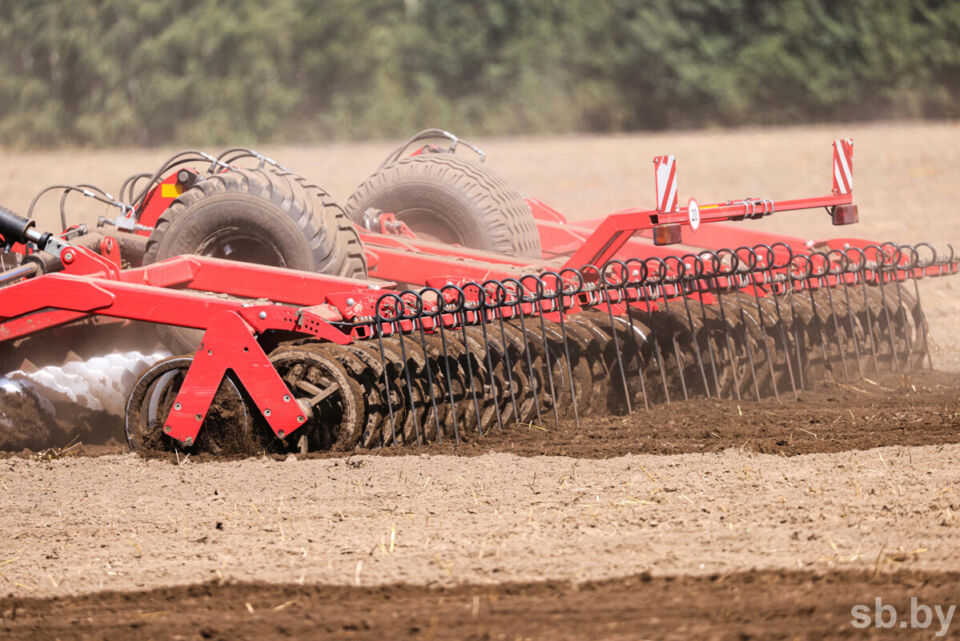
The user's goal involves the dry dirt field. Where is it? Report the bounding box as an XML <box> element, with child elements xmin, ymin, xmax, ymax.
<box><xmin>1</xmin><ymin>122</ymin><xmax>960</xmax><ymax>639</ymax></box>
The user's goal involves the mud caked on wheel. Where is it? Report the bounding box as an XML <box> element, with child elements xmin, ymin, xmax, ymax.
<box><xmin>125</xmin><ymin>356</ymin><xmax>261</xmax><ymax>455</ymax></box>
<box><xmin>268</xmin><ymin>343</ymin><xmax>363</xmax><ymax>452</ymax></box>
<box><xmin>345</xmin><ymin>154</ymin><xmax>542</xmax><ymax>259</ymax></box>
<box><xmin>143</xmin><ymin>167</ymin><xmax>366</xmax><ymax>353</ymax></box>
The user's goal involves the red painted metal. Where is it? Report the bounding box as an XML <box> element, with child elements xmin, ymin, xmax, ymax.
<box><xmin>135</xmin><ymin>172</ymin><xmax>185</xmax><ymax>232</ymax></box>
<box><xmin>127</xmin><ymin>255</ymin><xmax>379</xmax><ymax>306</ymax></box>
<box><xmin>165</xmin><ymin>310</ymin><xmax>307</xmax><ymax>443</ymax></box>
<box><xmin>98</xmin><ymin>236</ymin><xmax>123</xmax><ymax>268</ymax></box>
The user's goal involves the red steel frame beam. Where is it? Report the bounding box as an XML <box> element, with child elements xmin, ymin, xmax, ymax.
<box><xmin>0</xmin><ymin>269</ymin><xmax>351</xmax><ymax>341</ymax></box>
<box><xmin>556</xmin><ymin>193</ymin><xmax>851</xmax><ymax>270</ymax></box>
<box><xmin>356</xmin><ymin>190</ymin><xmax>851</xmax><ymax>287</ymax></box>
<box><xmin>123</xmin><ymin>255</ymin><xmax>380</xmax><ymax>306</ymax></box>
<box><xmin>520</xmin><ymin>138</ymin><xmax>857</xmax><ymax>268</ymax></box>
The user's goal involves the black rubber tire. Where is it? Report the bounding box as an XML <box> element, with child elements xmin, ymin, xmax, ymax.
<box><xmin>143</xmin><ymin>167</ymin><xmax>366</xmax><ymax>352</ymax></box>
<box><xmin>345</xmin><ymin>154</ymin><xmax>542</xmax><ymax>259</ymax></box>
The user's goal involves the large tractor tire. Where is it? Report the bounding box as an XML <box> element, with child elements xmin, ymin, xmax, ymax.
<box><xmin>143</xmin><ymin>167</ymin><xmax>366</xmax><ymax>353</ymax></box>
<box><xmin>345</xmin><ymin>154</ymin><xmax>542</xmax><ymax>259</ymax></box>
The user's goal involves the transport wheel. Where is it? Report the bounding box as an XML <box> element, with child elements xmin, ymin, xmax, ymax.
<box><xmin>124</xmin><ymin>356</ymin><xmax>258</xmax><ymax>455</ymax></box>
<box><xmin>143</xmin><ymin>167</ymin><xmax>366</xmax><ymax>353</ymax></box>
<box><xmin>345</xmin><ymin>154</ymin><xmax>542</xmax><ymax>259</ymax></box>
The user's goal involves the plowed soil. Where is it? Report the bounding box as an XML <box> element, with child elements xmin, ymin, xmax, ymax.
<box><xmin>2</xmin><ymin>123</ymin><xmax>960</xmax><ymax>639</ymax></box>
<box><xmin>4</xmin><ymin>570</ymin><xmax>959</xmax><ymax>640</ymax></box>
<box><xmin>3</xmin><ymin>369</ymin><xmax>957</xmax><ymax>460</ymax></box>
<box><xmin>396</xmin><ymin>370</ymin><xmax>960</xmax><ymax>459</ymax></box>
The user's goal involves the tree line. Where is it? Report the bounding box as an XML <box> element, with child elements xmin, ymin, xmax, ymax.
<box><xmin>0</xmin><ymin>0</ymin><xmax>957</xmax><ymax>148</ymax></box>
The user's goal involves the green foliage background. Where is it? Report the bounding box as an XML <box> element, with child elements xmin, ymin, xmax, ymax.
<box><xmin>1</xmin><ymin>0</ymin><xmax>957</xmax><ymax>147</ymax></box>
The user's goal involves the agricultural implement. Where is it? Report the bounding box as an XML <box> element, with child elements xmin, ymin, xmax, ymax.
<box><xmin>0</xmin><ymin>133</ymin><xmax>956</xmax><ymax>454</ymax></box>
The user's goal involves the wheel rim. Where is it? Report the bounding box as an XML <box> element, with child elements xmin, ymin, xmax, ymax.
<box><xmin>195</xmin><ymin>229</ymin><xmax>287</xmax><ymax>266</ymax></box>
<box><xmin>395</xmin><ymin>208</ymin><xmax>465</xmax><ymax>246</ymax></box>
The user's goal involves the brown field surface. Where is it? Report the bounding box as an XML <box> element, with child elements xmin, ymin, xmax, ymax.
<box><xmin>2</xmin><ymin>122</ymin><xmax>960</xmax><ymax>639</ymax></box>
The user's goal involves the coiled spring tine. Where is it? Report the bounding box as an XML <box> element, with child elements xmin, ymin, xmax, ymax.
<box><xmin>811</xmin><ymin>251</ymin><xmax>850</xmax><ymax>381</ymax></box>
<box><xmin>623</xmin><ymin>258</ymin><xmax>652</xmax><ymax>410</ymax></box>
<box><xmin>504</xmin><ymin>277</ymin><xmax>543</xmax><ymax>428</ymax></box>
<box><xmin>465</xmin><ymin>281</ymin><xmax>503</xmax><ymax>432</ymax></box>
<box><xmin>719</xmin><ymin>248</ymin><xmax>761</xmax><ymax>400</ymax></box>
<box><xmin>546</xmin><ymin>269</ymin><xmax>582</xmax><ymax>427</ymax></box>
<box><xmin>764</xmin><ymin>242</ymin><xmax>799</xmax><ymax>399</ymax></box>
<box><xmin>485</xmin><ymin>278</ymin><xmax>521</xmax><ymax>425</ymax></box>
<box><xmin>599</xmin><ymin>262</ymin><xmax>634</xmax><ymax>413</ymax></box>
<box><xmin>643</xmin><ymin>258</ymin><xmax>673</xmax><ymax>403</ymax></box>
<box><xmin>911</xmin><ymin>242</ymin><xmax>936</xmax><ymax>369</ymax></box>
<box><xmin>738</xmin><ymin>245</ymin><xmax>780</xmax><ymax>402</ymax></box>
<box><xmin>522</xmin><ymin>273</ymin><xmax>560</xmax><ymax>428</ymax></box>
<box><xmin>675</xmin><ymin>254</ymin><xmax>711</xmax><ymax>398</ymax></box>
<box><xmin>373</xmin><ymin>293</ymin><xmax>402</xmax><ymax>446</ymax></box>
<box><xmin>694</xmin><ymin>251</ymin><xmax>724</xmax><ymax>398</ymax></box>
<box><xmin>866</xmin><ymin>245</ymin><xmax>902</xmax><ymax>373</ymax></box>
<box><xmin>443</xmin><ymin>284</ymin><xmax>485</xmax><ymax>436</ymax></box>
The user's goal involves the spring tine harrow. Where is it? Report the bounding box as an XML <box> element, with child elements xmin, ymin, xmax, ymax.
<box><xmin>318</xmin><ymin>239</ymin><xmax>954</xmax><ymax>448</ymax></box>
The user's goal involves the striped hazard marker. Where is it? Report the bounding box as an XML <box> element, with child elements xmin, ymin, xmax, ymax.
<box><xmin>832</xmin><ymin>138</ymin><xmax>854</xmax><ymax>195</ymax></box>
<box><xmin>653</xmin><ymin>155</ymin><xmax>678</xmax><ymax>213</ymax></box>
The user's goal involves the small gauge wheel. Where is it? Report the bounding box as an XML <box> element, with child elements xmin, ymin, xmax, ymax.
<box><xmin>125</xmin><ymin>356</ymin><xmax>258</xmax><ymax>455</ymax></box>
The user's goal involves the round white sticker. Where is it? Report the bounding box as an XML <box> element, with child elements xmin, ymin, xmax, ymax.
<box><xmin>688</xmin><ymin>197</ymin><xmax>701</xmax><ymax>230</ymax></box>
